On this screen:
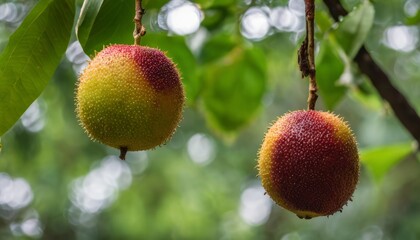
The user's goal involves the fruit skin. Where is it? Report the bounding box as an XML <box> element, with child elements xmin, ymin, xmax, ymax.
<box><xmin>258</xmin><ymin>110</ymin><xmax>359</xmax><ymax>219</ymax></box>
<box><xmin>76</xmin><ymin>44</ymin><xmax>184</xmax><ymax>151</ymax></box>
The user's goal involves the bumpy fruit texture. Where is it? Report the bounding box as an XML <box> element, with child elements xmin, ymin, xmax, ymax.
<box><xmin>76</xmin><ymin>45</ymin><xmax>184</xmax><ymax>151</ymax></box>
<box><xmin>258</xmin><ymin>110</ymin><xmax>359</xmax><ymax>219</ymax></box>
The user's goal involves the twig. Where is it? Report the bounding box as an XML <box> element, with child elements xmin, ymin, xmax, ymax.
<box><xmin>133</xmin><ymin>0</ymin><xmax>146</xmax><ymax>45</ymax></box>
<box><xmin>298</xmin><ymin>0</ymin><xmax>318</xmax><ymax>110</ymax></box>
<box><xmin>119</xmin><ymin>147</ymin><xmax>128</xmax><ymax>160</ymax></box>
<box><xmin>322</xmin><ymin>0</ymin><xmax>420</xmax><ymax>145</ymax></box>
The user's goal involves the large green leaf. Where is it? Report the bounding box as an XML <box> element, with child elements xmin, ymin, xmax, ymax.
<box><xmin>332</xmin><ymin>0</ymin><xmax>374</xmax><ymax>59</ymax></box>
<box><xmin>76</xmin><ymin>0</ymin><xmax>104</xmax><ymax>48</ymax></box>
<box><xmin>201</xmin><ymin>46</ymin><xmax>267</xmax><ymax>137</ymax></box>
<box><xmin>316</xmin><ymin>39</ymin><xmax>346</xmax><ymax>110</ymax></box>
<box><xmin>361</xmin><ymin>142</ymin><xmax>413</xmax><ymax>183</ymax></box>
<box><xmin>76</xmin><ymin>0</ymin><xmax>168</xmax><ymax>56</ymax></box>
<box><xmin>76</xmin><ymin>0</ymin><xmax>133</xmax><ymax>56</ymax></box>
<box><xmin>0</xmin><ymin>0</ymin><xmax>75</xmax><ymax>136</ymax></box>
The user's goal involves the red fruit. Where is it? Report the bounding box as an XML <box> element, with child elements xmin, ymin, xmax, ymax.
<box><xmin>258</xmin><ymin>110</ymin><xmax>359</xmax><ymax>219</ymax></box>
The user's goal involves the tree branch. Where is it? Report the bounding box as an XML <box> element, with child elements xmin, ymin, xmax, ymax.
<box><xmin>322</xmin><ymin>0</ymin><xmax>420</xmax><ymax>145</ymax></box>
<box><xmin>298</xmin><ymin>0</ymin><xmax>318</xmax><ymax>110</ymax></box>
<box><xmin>133</xmin><ymin>0</ymin><xmax>146</xmax><ymax>45</ymax></box>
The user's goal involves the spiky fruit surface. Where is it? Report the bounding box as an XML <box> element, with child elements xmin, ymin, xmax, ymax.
<box><xmin>76</xmin><ymin>45</ymin><xmax>184</xmax><ymax>151</ymax></box>
<box><xmin>258</xmin><ymin>110</ymin><xmax>359</xmax><ymax>219</ymax></box>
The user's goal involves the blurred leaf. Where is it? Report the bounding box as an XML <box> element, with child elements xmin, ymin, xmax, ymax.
<box><xmin>199</xmin><ymin>33</ymin><xmax>239</xmax><ymax>64</ymax></box>
<box><xmin>316</xmin><ymin>39</ymin><xmax>346</xmax><ymax>110</ymax></box>
<box><xmin>201</xmin><ymin>7</ymin><xmax>231</xmax><ymax>31</ymax></box>
<box><xmin>142</xmin><ymin>33</ymin><xmax>199</xmax><ymax>104</ymax></box>
<box><xmin>315</xmin><ymin>10</ymin><xmax>334</xmax><ymax>33</ymax></box>
<box><xmin>332</xmin><ymin>0</ymin><xmax>374</xmax><ymax>59</ymax></box>
<box><xmin>201</xmin><ymin>46</ymin><xmax>267</xmax><ymax>138</ymax></box>
<box><xmin>0</xmin><ymin>0</ymin><xmax>75</xmax><ymax>136</ymax></box>
<box><xmin>194</xmin><ymin>0</ymin><xmax>236</xmax><ymax>8</ymax></box>
<box><xmin>361</xmin><ymin>142</ymin><xmax>413</xmax><ymax>183</ymax></box>
<box><xmin>143</xmin><ymin>0</ymin><xmax>167</xmax><ymax>9</ymax></box>
<box><xmin>406</xmin><ymin>10</ymin><xmax>420</xmax><ymax>25</ymax></box>
<box><xmin>351</xmin><ymin>81</ymin><xmax>383</xmax><ymax>111</ymax></box>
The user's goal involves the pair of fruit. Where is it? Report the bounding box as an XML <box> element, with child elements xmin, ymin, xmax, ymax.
<box><xmin>76</xmin><ymin>44</ymin><xmax>359</xmax><ymax>219</ymax></box>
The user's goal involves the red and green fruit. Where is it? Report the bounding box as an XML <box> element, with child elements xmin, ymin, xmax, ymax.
<box><xmin>258</xmin><ymin>110</ymin><xmax>359</xmax><ymax>219</ymax></box>
<box><xmin>76</xmin><ymin>45</ymin><xmax>184</xmax><ymax>153</ymax></box>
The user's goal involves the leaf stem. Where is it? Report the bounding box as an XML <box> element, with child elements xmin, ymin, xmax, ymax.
<box><xmin>133</xmin><ymin>0</ymin><xmax>146</xmax><ymax>45</ymax></box>
<box><xmin>298</xmin><ymin>0</ymin><xmax>318</xmax><ymax>110</ymax></box>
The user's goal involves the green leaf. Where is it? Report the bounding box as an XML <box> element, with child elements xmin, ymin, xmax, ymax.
<box><xmin>350</xmin><ymin>81</ymin><xmax>383</xmax><ymax>111</ymax></box>
<box><xmin>316</xmin><ymin>39</ymin><xmax>346</xmax><ymax>110</ymax></box>
<box><xmin>199</xmin><ymin>33</ymin><xmax>238</xmax><ymax>64</ymax></box>
<box><xmin>76</xmin><ymin>0</ymin><xmax>104</xmax><ymax>48</ymax></box>
<box><xmin>361</xmin><ymin>142</ymin><xmax>413</xmax><ymax>183</ymax></box>
<box><xmin>332</xmin><ymin>0</ymin><xmax>374</xmax><ymax>59</ymax></box>
<box><xmin>141</xmin><ymin>33</ymin><xmax>199</xmax><ymax>104</ymax></box>
<box><xmin>0</xmin><ymin>0</ymin><xmax>75</xmax><ymax>136</ymax></box>
<box><xmin>76</xmin><ymin>0</ymin><xmax>133</xmax><ymax>56</ymax></box>
<box><xmin>201</xmin><ymin>46</ymin><xmax>267</xmax><ymax>138</ymax></box>
<box><xmin>315</xmin><ymin>10</ymin><xmax>334</xmax><ymax>33</ymax></box>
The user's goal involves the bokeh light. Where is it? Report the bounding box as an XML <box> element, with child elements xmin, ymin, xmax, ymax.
<box><xmin>404</xmin><ymin>0</ymin><xmax>419</xmax><ymax>17</ymax></box>
<box><xmin>288</xmin><ymin>0</ymin><xmax>305</xmax><ymax>16</ymax></box>
<box><xmin>21</xmin><ymin>101</ymin><xmax>44</xmax><ymax>133</ymax></box>
<box><xmin>10</xmin><ymin>215</ymin><xmax>43</xmax><ymax>239</ymax></box>
<box><xmin>125</xmin><ymin>151</ymin><xmax>149</xmax><ymax>175</ymax></box>
<box><xmin>0</xmin><ymin>173</ymin><xmax>40</xmax><ymax>238</ymax></box>
<box><xmin>270</xmin><ymin>6</ymin><xmax>302</xmax><ymax>32</ymax></box>
<box><xmin>69</xmin><ymin>156</ymin><xmax>132</xmax><ymax>216</ymax></box>
<box><xmin>159</xmin><ymin>0</ymin><xmax>203</xmax><ymax>35</ymax></box>
<box><xmin>240</xmin><ymin>3</ymin><xmax>305</xmax><ymax>41</ymax></box>
<box><xmin>241</xmin><ymin>7</ymin><xmax>271</xmax><ymax>41</ymax></box>
<box><xmin>383</xmin><ymin>25</ymin><xmax>419</xmax><ymax>52</ymax></box>
<box><xmin>239</xmin><ymin>184</ymin><xmax>272</xmax><ymax>226</ymax></box>
<box><xmin>187</xmin><ymin>133</ymin><xmax>216</xmax><ymax>166</ymax></box>
<box><xmin>0</xmin><ymin>2</ymin><xmax>27</xmax><ymax>25</ymax></box>
<box><xmin>0</xmin><ymin>173</ymin><xmax>33</xmax><ymax>211</ymax></box>
<box><xmin>66</xmin><ymin>41</ymin><xmax>90</xmax><ymax>74</ymax></box>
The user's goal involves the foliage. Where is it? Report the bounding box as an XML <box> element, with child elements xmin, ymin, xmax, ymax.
<box><xmin>0</xmin><ymin>0</ymin><xmax>74</xmax><ymax>136</ymax></box>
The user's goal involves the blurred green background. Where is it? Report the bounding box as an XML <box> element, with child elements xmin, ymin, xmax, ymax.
<box><xmin>0</xmin><ymin>0</ymin><xmax>420</xmax><ymax>239</ymax></box>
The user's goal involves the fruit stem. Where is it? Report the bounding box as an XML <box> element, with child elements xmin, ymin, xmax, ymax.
<box><xmin>298</xmin><ymin>0</ymin><xmax>318</xmax><ymax>110</ymax></box>
<box><xmin>133</xmin><ymin>0</ymin><xmax>146</xmax><ymax>45</ymax></box>
<box><xmin>119</xmin><ymin>147</ymin><xmax>128</xmax><ymax>160</ymax></box>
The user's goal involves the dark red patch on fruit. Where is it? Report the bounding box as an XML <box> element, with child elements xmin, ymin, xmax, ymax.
<box><xmin>270</xmin><ymin>111</ymin><xmax>358</xmax><ymax>215</ymax></box>
<box><xmin>135</xmin><ymin>47</ymin><xmax>180</xmax><ymax>91</ymax></box>
<box><xmin>99</xmin><ymin>45</ymin><xmax>180</xmax><ymax>91</ymax></box>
